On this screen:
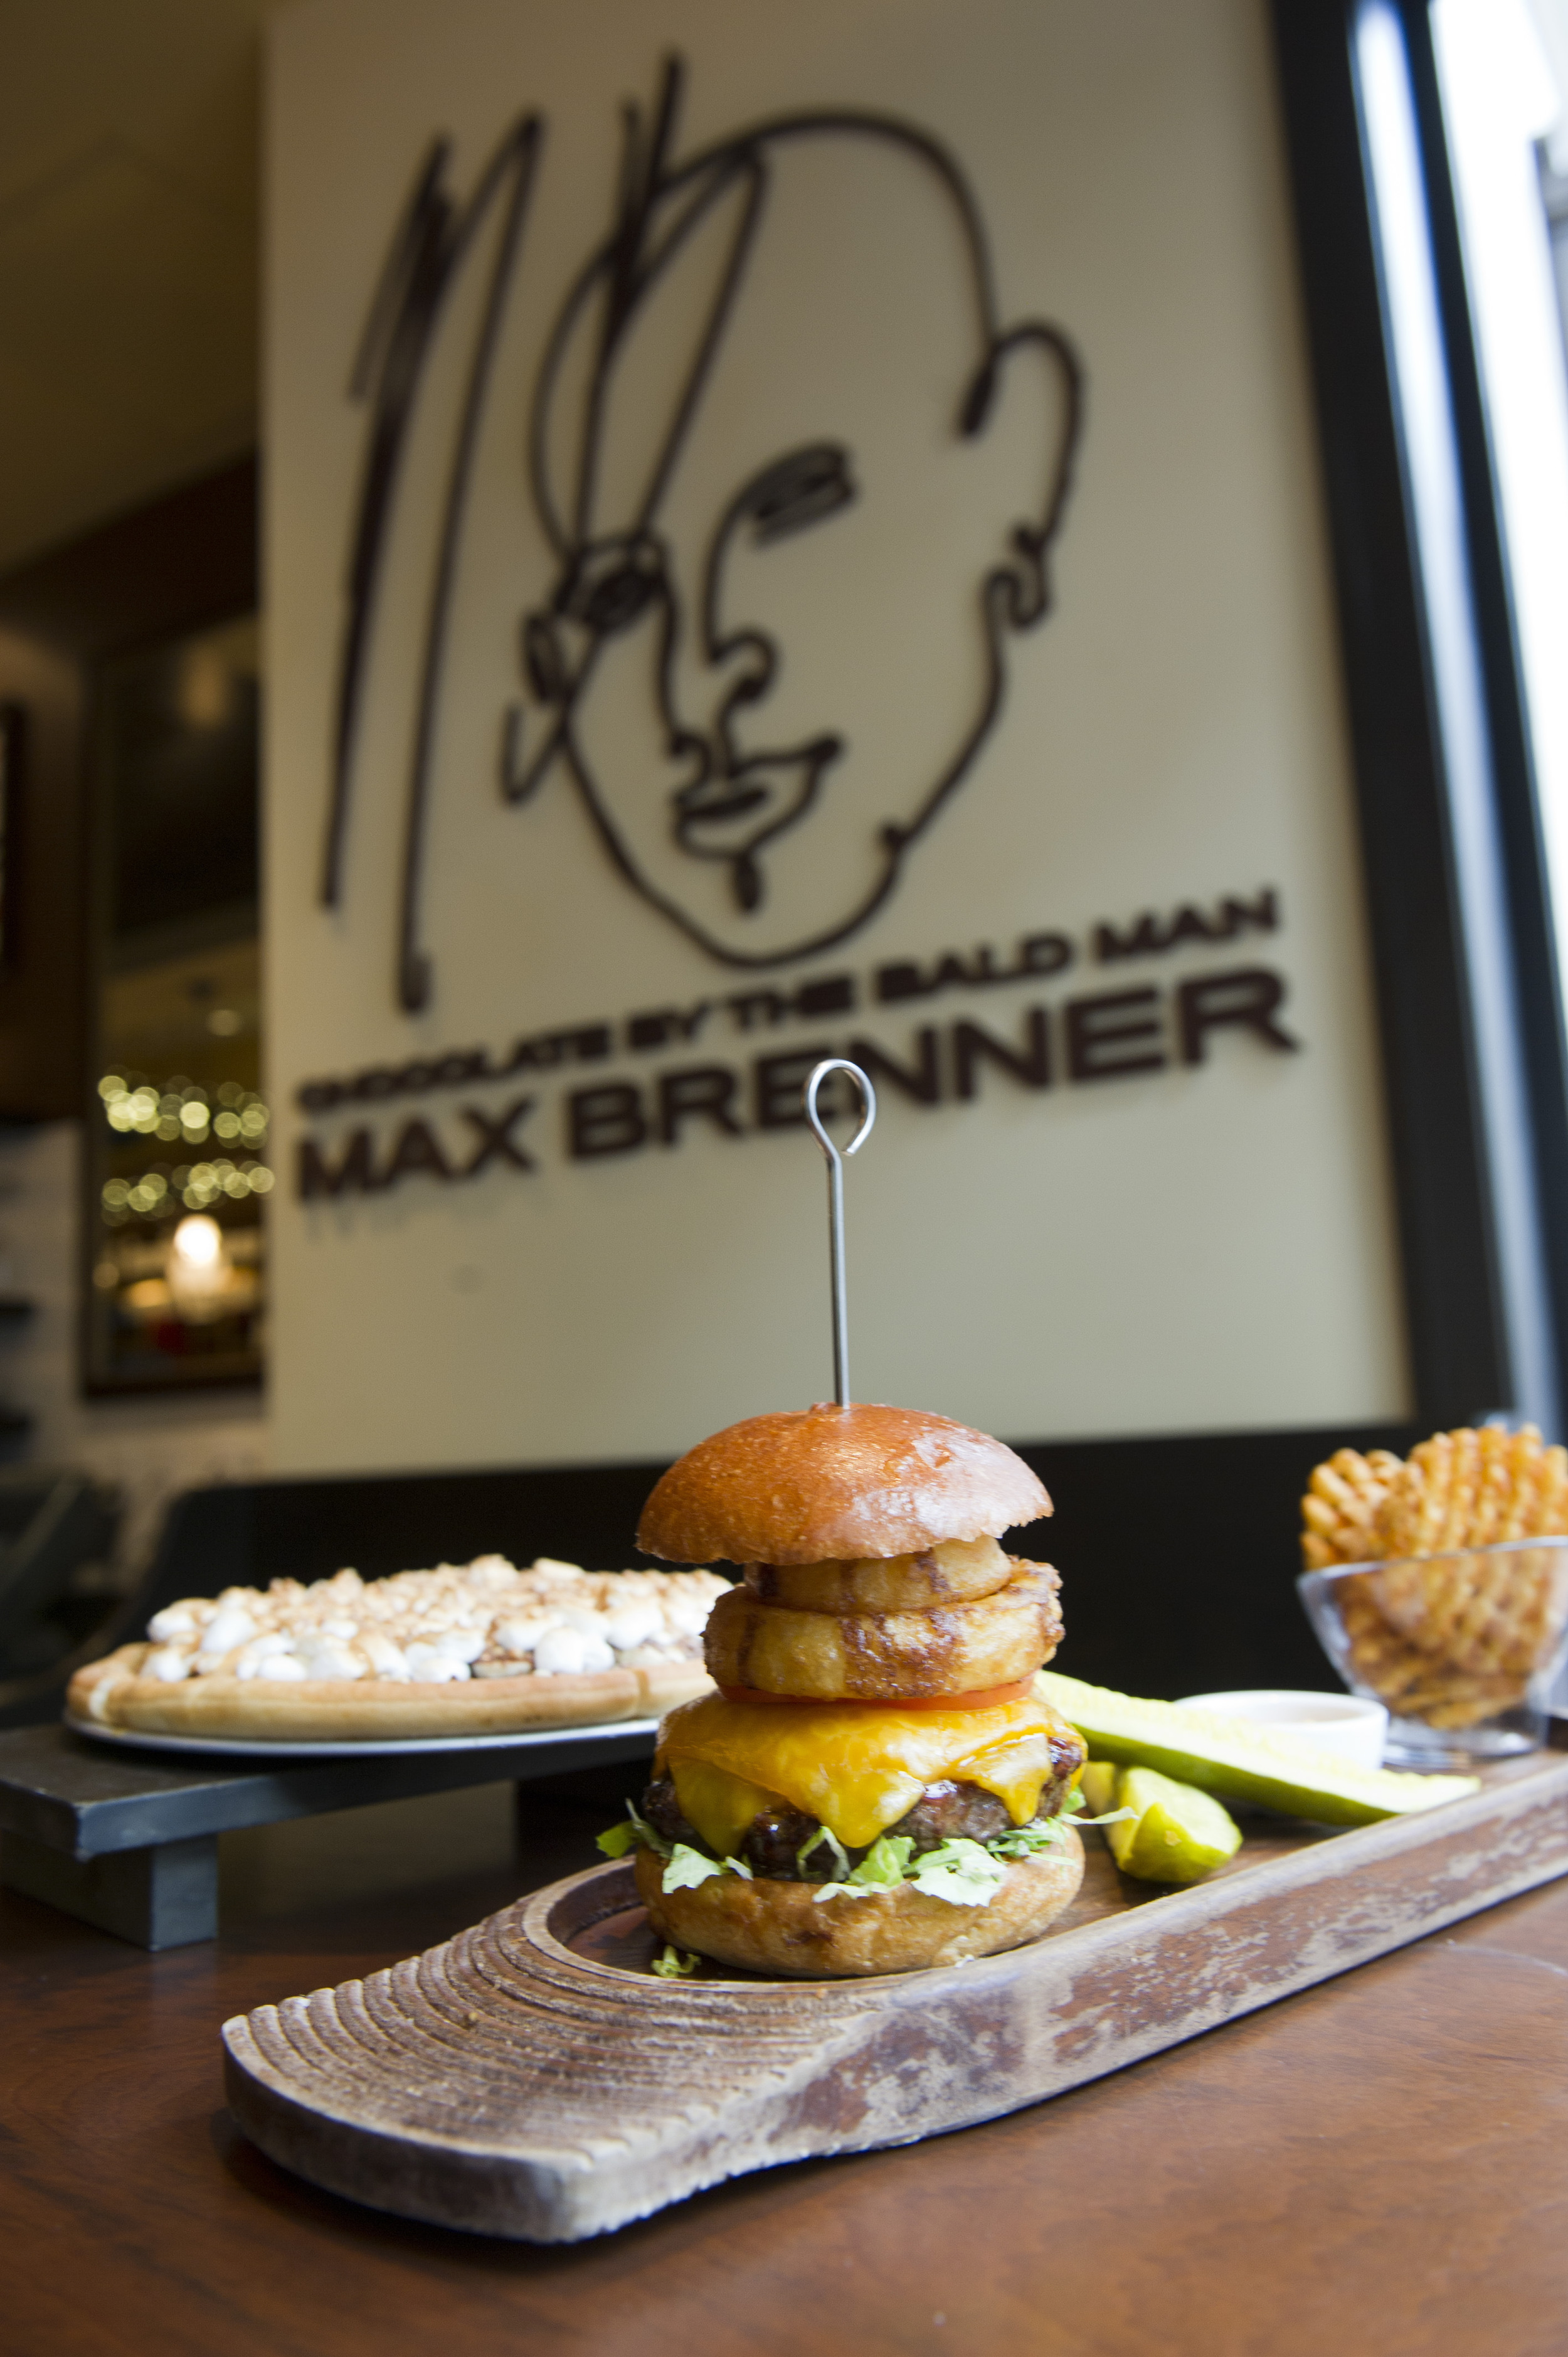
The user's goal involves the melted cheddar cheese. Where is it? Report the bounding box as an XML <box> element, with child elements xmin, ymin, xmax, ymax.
<box><xmin>658</xmin><ymin>1692</ymin><xmax>1071</xmax><ymax>1852</ymax></box>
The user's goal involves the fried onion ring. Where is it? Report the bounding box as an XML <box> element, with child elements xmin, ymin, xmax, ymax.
<box><xmin>702</xmin><ymin>1564</ymin><xmax>1062</xmax><ymax>1699</ymax></box>
<box><xmin>742</xmin><ymin>1534</ymin><xmax>1014</xmax><ymax>1615</ymax></box>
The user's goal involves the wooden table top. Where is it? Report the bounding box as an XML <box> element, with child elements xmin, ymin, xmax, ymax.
<box><xmin>4</xmin><ymin>1757</ymin><xmax>1566</xmax><ymax>2357</ymax></box>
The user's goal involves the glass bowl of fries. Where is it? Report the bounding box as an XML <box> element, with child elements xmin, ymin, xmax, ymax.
<box><xmin>1298</xmin><ymin>1538</ymin><xmax>1568</xmax><ymax>1764</ymax></box>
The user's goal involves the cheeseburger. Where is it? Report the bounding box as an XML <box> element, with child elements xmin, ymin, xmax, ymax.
<box><xmin>610</xmin><ymin>1400</ymin><xmax>1088</xmax><ymax>1977</ymax></box>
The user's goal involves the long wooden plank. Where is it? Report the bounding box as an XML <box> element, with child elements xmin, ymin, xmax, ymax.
<box><xmin>221</xmin><ymin>1750</ymin><xmax>1568</xmax><ymax>2243</ymax></box>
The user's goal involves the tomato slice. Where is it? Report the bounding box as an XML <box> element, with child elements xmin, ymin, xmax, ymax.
<box><xmin>714</xmin><ymin>1679</ymin><xmax>1033</xmax><ymax>1711</ymax></box>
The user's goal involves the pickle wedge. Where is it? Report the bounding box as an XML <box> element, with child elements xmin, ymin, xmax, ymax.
<box><xmin>1037</xmin><ymin>1671</ymin><xmax>1480</xmax><ymax>1825</ymax></box>
<box><xmin>1106</xmin><ymin>1765</ymin><xmax>1242</xmax><ymax>1884</ymax></box>
<box><xmin>1078</xmin><ymin>1759</ymin><xmax>1121</xmax><ymax>1817</ymax></box>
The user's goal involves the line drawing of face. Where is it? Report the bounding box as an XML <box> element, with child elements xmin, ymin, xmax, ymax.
<box><xmin>504</xmin><ymin>63</ymin><xmax>1083</xmax><ymax>969</ymax></box>
<box><xmin>322</xmin><ymin>58</ymin><xmax>1082</xmax><ymax>1008</ymax></box>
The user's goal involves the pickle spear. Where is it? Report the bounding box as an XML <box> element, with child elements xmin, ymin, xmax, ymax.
<box><xmin>1106</xmin><ymin>1765</ymin><xmax>1243</xmax><ymax>1885</ymax></box>
<box><xmin>1078</xmin><ymin>1759</ymin><xmax>1121</xmax><ymax>1817</ymax></box>
<box><xmin>1037</xmin><ymin>1671</ymin><xmax>1480</xmax><ymax>1825</ymax></box>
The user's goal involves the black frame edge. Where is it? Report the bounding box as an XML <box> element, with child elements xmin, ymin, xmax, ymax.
<box><xmin>1268</xmin><ymin>0</ymin><xmax>1509</xmax><ymax>1423</ymax></box>
<box><xmin>1396</xmin><ymin>0</ymin><xmax>1568</xmax><ymax>1425</ymax></box>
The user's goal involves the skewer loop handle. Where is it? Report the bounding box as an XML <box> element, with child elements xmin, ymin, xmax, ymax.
<box><xmin>803</xmin><ymin>1060</ymin><xmax>877</xmax><ymax>1409</ymax></box>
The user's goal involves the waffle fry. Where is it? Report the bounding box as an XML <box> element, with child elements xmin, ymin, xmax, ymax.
<box><xmin>1372</xmin><ymin>1543</ymin><xmax>1567</xmax><ymax>1681</ymax></box>
<box><xmin>1374</xmin><ymin>1425</ymin><xmax>1568</xmax><ymax>1557</ymax></box>
<box><xmin>1301</xmin><ymin>1425</ymin><xmax>1568</xmax><ymax>1732</ymax></box>
<box><xmin>1336</xmin><ymin>1575</ymin><xmax>1527</xmax><ymax>1729</ymax></box>
<box><xmin>1298</xmin><ymin>1447</ymin><xmax>1402</xmax><ymax>1571</ymax></box>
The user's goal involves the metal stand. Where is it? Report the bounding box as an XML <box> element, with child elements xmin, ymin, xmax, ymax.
<box><xmin>3</xmin><ymin>1828</ymin><xmax>220</xmax><ymax>1947</ymax></box>
<box><xmin>0</xmin><ymin>1719</ymin><xmax>659</xmax><ymax>1950</ymax></box>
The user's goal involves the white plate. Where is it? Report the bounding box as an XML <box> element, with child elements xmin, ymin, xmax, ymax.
<box><xmin>65</xmin><ymin>1715</ymin><xmax>661</xmax><ymax>1761</ymax></box>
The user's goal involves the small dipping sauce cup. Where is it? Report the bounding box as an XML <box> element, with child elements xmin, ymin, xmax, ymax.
<box><xmin>1175</xmin><ymin>1688</ymin><xmax>1389</xmax><ymax>1769</ymax></box>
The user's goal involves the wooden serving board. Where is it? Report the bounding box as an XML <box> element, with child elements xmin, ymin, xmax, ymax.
<box><xmin>222</xmin><ymin>1749</ymin><xmax>1568</xmax><ymax>2243</ymax></box>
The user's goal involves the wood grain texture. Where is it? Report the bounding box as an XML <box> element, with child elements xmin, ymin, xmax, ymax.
<box><xmin>7</xmin><ymin>1754</ymin><xmax>1568</xmax><ymax>2357</ymax></box>
<box><xmin>223</xmin><ymin>1751</ymin><xmax>1568</xmax><ymax>2243</ymax></box>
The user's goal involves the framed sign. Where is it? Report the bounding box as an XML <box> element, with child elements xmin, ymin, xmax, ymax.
<box><xmin>263</xmin><ymin>0</ymin><xmax>1565</xmax><ymax>1488</ymax></box>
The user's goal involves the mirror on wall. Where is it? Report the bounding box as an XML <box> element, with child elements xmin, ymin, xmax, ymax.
<box><xmin>84</xmin><ymin>611</ymin><xmax>267</xmax><ymax>1393</ymax></box>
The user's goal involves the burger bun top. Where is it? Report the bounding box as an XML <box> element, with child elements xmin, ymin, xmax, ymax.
<box><xmin>637</xmin><ymin>1401</ymin><xmax>1052</xmax><ymax>1567</ymax></box>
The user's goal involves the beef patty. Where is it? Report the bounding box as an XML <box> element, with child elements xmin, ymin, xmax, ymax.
<box><xmin>641</xmin><ymin>1728</ymin><xmax>1081</xmax><ymax>1881</ymax></box>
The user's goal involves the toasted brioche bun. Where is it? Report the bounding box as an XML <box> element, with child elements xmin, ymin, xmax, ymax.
<box><xmin>636</xmin><ymin>1828</ymin><xmax>1084</xmax><ymax>1977</ymax></box>
<box><xmin>638</xmin><ymin>1402</ymin><xmax>1051</xmax><ymax>1567</ymax></box>
<box><xmin>703</xmin><ymin>1564</ymin><xmax>1062</xmax><ymax>1698</ymax></box>
<box><xmin>743</xmin><ymin>1535</ymin><xmax>1014</xmax><ymax>1614</ymax></box>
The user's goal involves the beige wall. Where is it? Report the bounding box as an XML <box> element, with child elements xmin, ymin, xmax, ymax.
<box><xmin>264</xmin><ymin>0</ymin><xmax>1410</xmax><ymax>1473</ymax></box>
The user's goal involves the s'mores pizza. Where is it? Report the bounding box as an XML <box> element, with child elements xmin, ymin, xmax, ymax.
<box><xmin>68</xmin><ymin>1555</ymin><xmax>729</xmax><ymax>1741</ymax></box>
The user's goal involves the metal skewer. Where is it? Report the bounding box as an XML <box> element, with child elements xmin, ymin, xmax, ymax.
<box><xmin>803</xmin><ymin>1059</ymin><xmax>877</xmax><ymax>1409</ymax></box>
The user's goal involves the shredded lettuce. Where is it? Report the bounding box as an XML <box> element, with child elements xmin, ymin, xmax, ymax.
<box><xmin>812</xmin><ymin>1831</ymin><xmax>916</xmax><ymax>1904</ymax></box>
<box><xmin>909</xmin><ymin>1838</ymin><xmax>1009</xmax><ymax>1907</ymax></box>
<box><xmin>986</xmin><ymin>1806</ymin><xmax>1130</xmax><ymax>1857</ymax></box>
<box><xmin>987</xmin><ymin>1819</ymin><xmax>1068</xmax><ymax>1858</ymax></box>
<box><xmin>596</xmin><ymin>1799</ymin><xmax>672</xmax><ymax>1861</ymax></box>
<box><xmin>661</xmin><ymin>1843</ymin><xmax>756</xmax><ymax>1892</ymax></box>
<box><xmin>650</xmin><ymin>1943</ymin><xmax>699</xmax><ymax>1978</ymax></box>
<box><xmin>850</xmin><ymin>1833</ymin><xmax>915</xmax><ymax>1887</ymax></box>
<box><xmin>1060</xmin><ymin>1780</ymin><xmax>1135</xmax><ymax>1829</ymax></box>
<box><xmin>631</xmin><ymin>1797</ymin><xmax>675</xmax><ymax>1854</ymax></box>
<box><xmin>662</xmin><ymin>1842</ymin><xmax>728</xmax><ymax>1891</ymax></box>
<box><xmin>796</xmin><ymin>1823</ymin><xmax>851</xmax><ymax>1881</ymax></box>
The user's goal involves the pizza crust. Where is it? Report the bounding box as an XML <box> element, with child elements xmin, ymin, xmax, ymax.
<box><xmin>65</xmin><ymin>1554</ymin><xmax>730</xmax><ymax>1743</ymax></box>
<box><xmin>68</xmin><ymin>1642</ymin><xmax>711</xmax><ymax>1741</ymax></box>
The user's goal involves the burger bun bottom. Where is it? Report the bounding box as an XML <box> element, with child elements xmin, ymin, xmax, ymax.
<box><xmin>635</xmin><ymin>1827</ymin><xmax>1084</xmax><ymax>1979</ymax></box>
